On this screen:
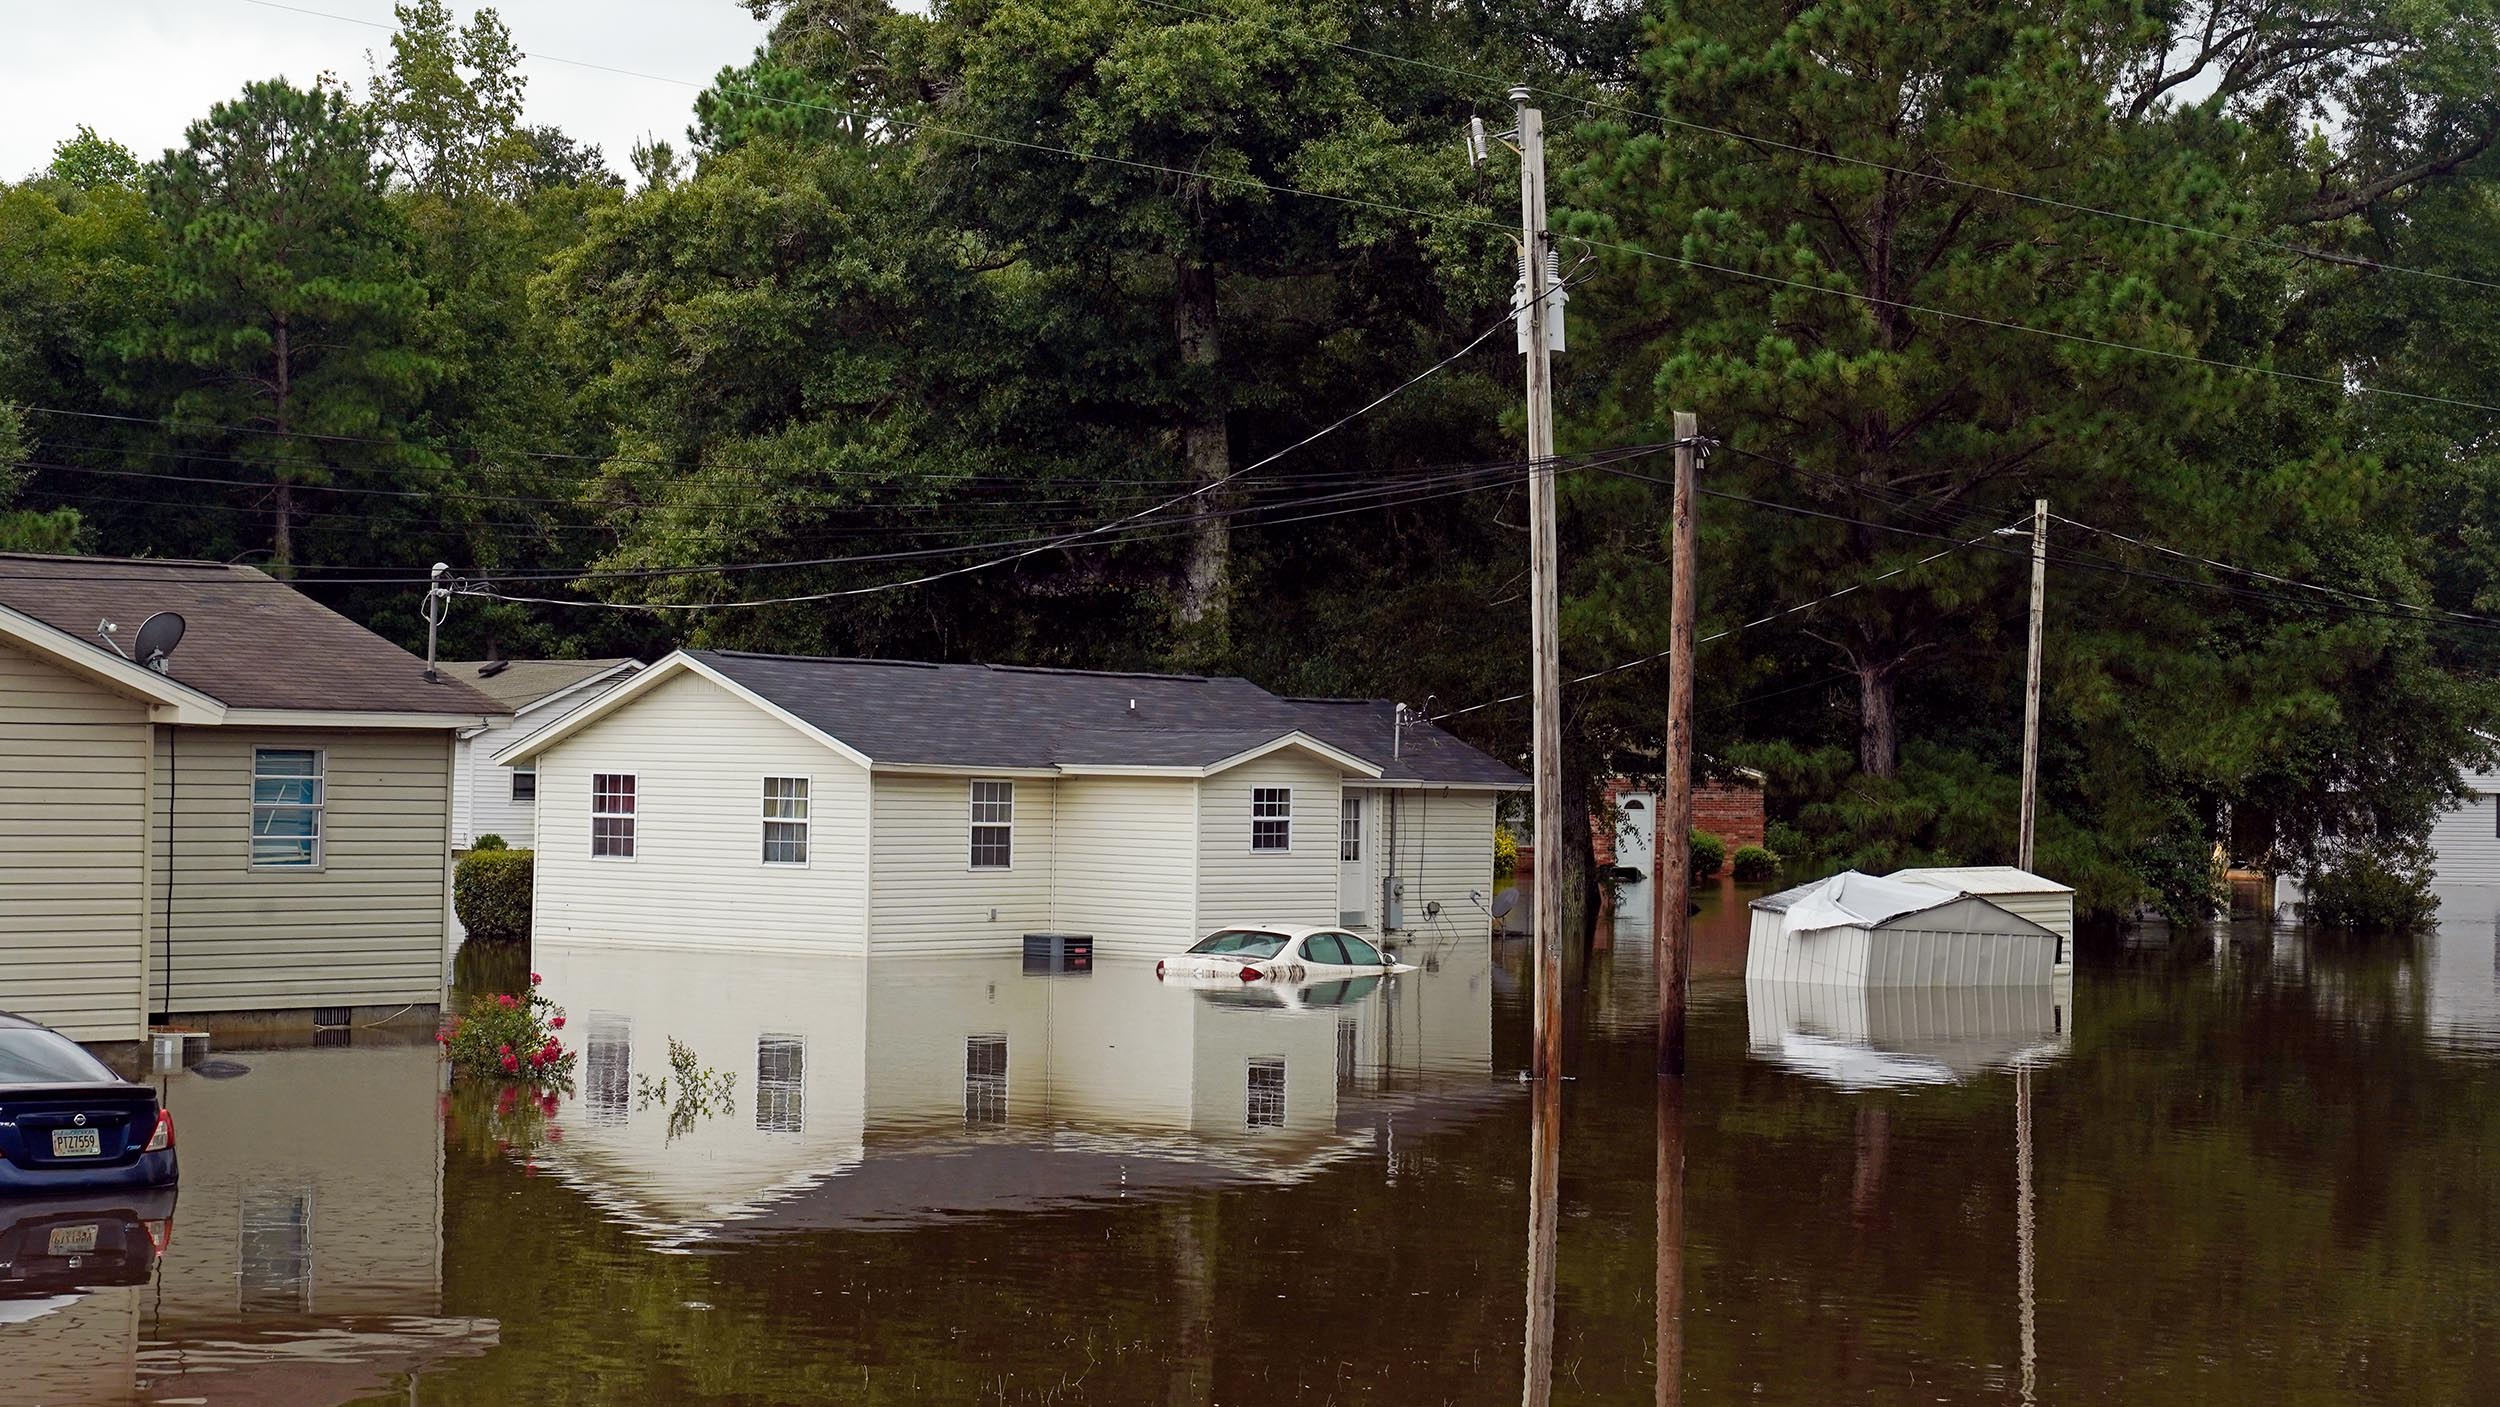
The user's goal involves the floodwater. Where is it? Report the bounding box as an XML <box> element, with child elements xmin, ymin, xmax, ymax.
<box><xmin>12</xmin><ymin>881</ymin><xmax>2500</xmax><ymax>1405</ymax></box>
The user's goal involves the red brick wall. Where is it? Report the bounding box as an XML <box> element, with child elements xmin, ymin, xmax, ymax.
<box><xmin>1588</xmin><ymin>774</ymin><xmax>1764</xmax><ymax>866</ymax></box>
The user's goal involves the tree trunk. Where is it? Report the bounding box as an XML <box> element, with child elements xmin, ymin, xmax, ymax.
<box><xmin>271</xmin><ymin>314</ymin><xmax>294</xmax><ymax>574</ymax></box>
<box><xmin>1857</xmin><ymin>663</ymin><xmax>1899</xmax><ymax>779</ymax></box>
<box><xmin>1558</xmin><ymin>718</ymin><xmax>1602</xmax><ymax>949</ymax></box>
<box><xmin>1172</xmin><ymin>254</ymin><xmax>1231</xmax><ymax>652</ymax></box>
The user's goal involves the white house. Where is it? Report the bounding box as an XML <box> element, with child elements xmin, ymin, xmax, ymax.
<box><xmin>2426</xmin><ymin>764</ymin><xmax>2500</xmax><ymax>886</ymax></box>
<box><xmin>495</xmin><ymin>650</ymin><xmax>1526</xmax><ymax>959</ymax></box>
<box><xmin>441</xmin><ymin>657</ymin><xmax>641</xmax><ymax>848</ymax></box>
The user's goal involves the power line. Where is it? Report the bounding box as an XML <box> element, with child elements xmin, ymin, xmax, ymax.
<box><xmin>2047</xmin><ymin>511</ymin><xmax>2500</xmax><ymax>629</ymax></box>
<box><xmin>1134</xmin><ymin>0</ymin><xmax>2500</xmax><ymax>295</ymax></box>
<box><xmin>1431</xmin><ymin>515</ymin><xmax>2026</xmax><ymax>719</ymax></box>
<box><xmin>225</xmin><ymin>0</ymin><xmax>2500</xmax><ymax>419</ymax></box>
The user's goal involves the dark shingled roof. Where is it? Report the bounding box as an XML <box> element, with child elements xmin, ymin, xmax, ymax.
<box><xmin>0</xmin><ymin>554</ymin><xmax>501</xmax><ymax>715</ymax></box>
<box><xmin>439</xmin><ymin>658</ymin><xmax>638</xmax><ymax>712</ymax></box>
<box><xmin>690</xmin><ymin>651</ymin><xmax>1524</xmax><ymax>785</ymax></box>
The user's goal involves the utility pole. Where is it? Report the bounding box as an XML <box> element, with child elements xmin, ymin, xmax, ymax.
<box><xmin>2017</xmin><ymin>500</ymin><xmax>2046</xmax><ymax>871</ymax></box>
<box><xmin>423</xmin><ymin>562</ymin><xmax>450</xmax><ymax>684</ymax></box>
<box><xmin>1653</xmin><ymin>415</ymin><xmax>1700</xmax><ymax>1077</ymax></box>
<box><xmin>1505</xmin><ymin>87</ymin><xmax>1566</xmax><ymax>1084</ymax></box>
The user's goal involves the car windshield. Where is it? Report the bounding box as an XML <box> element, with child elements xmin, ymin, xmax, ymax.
<box><xmin>1186</xmin><ymin>930</ymin><xmax>1291</xmax><ymax>959</ymax></box>
<box><xmin>0</xmin><ymin>1030</ymin><xmax>116</xmax><ymax>1084</ymax></box>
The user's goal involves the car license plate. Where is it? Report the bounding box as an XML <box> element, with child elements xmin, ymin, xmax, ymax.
<box><xmin>46</xmin><ymin>1224</ymin><xmax>98</xmax><ymax>1256</ymax></box>
<box><xmin>50</xmin><ymin>1128</ymin><xmax>101</xmax><ymax>1158</ymax></box>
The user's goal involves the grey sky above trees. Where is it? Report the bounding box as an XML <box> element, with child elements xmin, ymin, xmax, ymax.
<box><xmin>0</xmin><ymin>0</ymin><xmax>766</xmax><ymax>183</ymax></box>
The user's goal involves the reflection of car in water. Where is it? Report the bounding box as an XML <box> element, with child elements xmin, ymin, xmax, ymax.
<box><xmin>0</xmin><ymin>1014</ymin><xmax>176</xmax><ymax>1194</ymax></box>
<box><xmin>0</xmin><ymin>1189</ymin><xmax>175</xmax><ymax>1298</ymax></box>
<box><xmin>1157</xmin><ymin>925</ymin><xmax>1412</xmax><ymax>983</ymax></box>
<box><xmin>1186</xmin><ymin>975</ymin><xmax>1384</xmax><ymax>1012</ymax></box>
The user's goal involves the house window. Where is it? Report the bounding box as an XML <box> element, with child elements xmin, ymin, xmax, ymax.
<box><xmin>1341</xmin><ymin>794</ymin><xmax>1362</xmax><ymax>862</ymax></box>
<box><xmin>762</xmin><ymin>777</ymin><xmax>810</xmax><ymax>865</ymax></box>
<box><xmin>510</xmin><ymin>765</ymin><xmax>536</xmax><ymax>803</ymax></box>
<box><xmin>591</xmin><ymin>773</ymin><xmax>636</xmax><ymax>858</ymax></box>
<box><xmin>756</xmin><ymin>1035</ymin><xmax>805</xmax><ymax>1134</ymax></box>
<box><xmin>1252</xmin><ymin>787</ymin><xmax>1292</xmax><ymax>851</ymax></box>
<box><xmin>250</xmin><ymin>748</ymin><xmax>324</xmax><ymax>869</ymax></box>
<box><xmin>965</xmin><ymin>1034</ymin><xmax>1008</xmax><ymax>1125</ymax></box>
<box><xmin>969</xmin><ymin>781</ymin><xmax>1014</xmax><ymax>869</ymax></box>
<box><xmin>1246</xmin><ymin>1055</ymin><xmax>1287</xmax><ymax>1129</ymax></box>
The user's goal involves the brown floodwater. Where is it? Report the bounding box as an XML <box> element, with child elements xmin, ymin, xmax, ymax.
<box><xmin>11</xmin><ymin>879</ymin><xmax>2500</xmax><ymax>1405</ymax></box>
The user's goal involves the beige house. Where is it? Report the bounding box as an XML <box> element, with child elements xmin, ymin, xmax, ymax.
<box><xmin>0</xmin><ymin>554</ymin><xmax>501</xmax><ymax>1044</ymax></box>
<box><xmin>499</xmin><ymin>650</ymin><xmax>1525</xmax><ymax>958</ymax></box>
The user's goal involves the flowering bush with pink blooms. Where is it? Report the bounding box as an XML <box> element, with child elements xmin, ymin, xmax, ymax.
<box><xmin>438</xmin><ymin>972</ymin><xmax>576</xmax><ymax>1087</ymax></box>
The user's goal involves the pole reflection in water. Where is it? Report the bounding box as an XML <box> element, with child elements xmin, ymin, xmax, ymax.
<box><xmin>2016</xmin><ymin>1062</ymin><xmax>2037</xmax><ymax>1407</ymax></box>
<box><xmin>1522</xmin><ymin>1077</ymin><xmax>1562</xmax><ymax>1407</ymax></box>
<box><xmin>1656</xmin><ymin>1077</ymin><xmax>1686</xmax><ymax>1407</ymax></box>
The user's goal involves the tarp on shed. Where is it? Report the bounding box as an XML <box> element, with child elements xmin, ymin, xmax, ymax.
<box><xmin>1772</xmin><ymin>870</ymin><xmax>1969</xmax><ymax>939</ymax></box>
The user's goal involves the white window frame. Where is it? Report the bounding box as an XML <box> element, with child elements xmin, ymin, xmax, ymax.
<box><xmin>1251</xmin><ymin>787</ymin><xmax>1293</xmax><ymax>853</ymax></box>
<box><xmin>969</xmin><ymin>780</ymin><xmax>1014</xmax><ymax>871</ymax></box>
<box><xmin>590</xmin><ymin>772</ymin><xmax>637</xmax><ymax>860</ymax></box>
<box><xmin>249</xmin><ymin>747</ymin><xmax>326</xmax><ymax>871</ymax></box>
<box><xmin>761</xmin><ymin>775</ymin><xmax>811</xmax><ymax>866</ymax></box>
<box><xmin>1340</xmin><ymin>793</ymin><xmax>1362</xmax><ymax>862</ymax></box>
<box><xmin>510</xmin><ymin>763</ymin><xmax>537</xmax><ymax>804</ymax></box>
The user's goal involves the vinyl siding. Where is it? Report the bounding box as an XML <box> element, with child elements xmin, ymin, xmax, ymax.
<box><xmin>1052</xmin><ymin>776</ymin><xmax>1198</xmax><ymax>956</ymax></box>
<box><xmin>148</xmin><ymin>727</ymin><xmax>452</xmax><ymax>1013</ymax></box>
<box><xmin>452</xmin><ymin>673</ymin><xmax>634</xmax><ymax>848</ymax></box>
<box><xmin>866</xmin><ymin>774</ymin><xmax>1057</xmax><ymax>956</ymax></box>
<box><xmin>1196</xmin><ymin>751</ymin><xmax>1342</xmax><ymax>929</ymax></box>
<box><xmin>2429</xmin><ymin>774</ymin><xmax>2500</xmax><ymax>886</ymax></box>
<box><xmin>1408</xmin><ymin>789</ymin><xmax>1499</xmax><ymax>942</ymax></box>
<box><xmin>0</xmin><ymin>641</ymin><xmax>149</xmax><ymax>1041</ymax></box>
<box><xmin>532</xmin><ymin>671</ymin><xmax>870</xmax><ymax>952</ymax></box>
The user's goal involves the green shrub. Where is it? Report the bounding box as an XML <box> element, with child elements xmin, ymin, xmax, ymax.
<box><xmin>1689</xmin><ymin>829</ymin><xmax>1725</xmax><ymax>879</ymax></box>
<box><xmin>1730</xmin><ymin>844</ymin><xmax>1781</xmax><ymax>882</ymax></box>
<box><xmin>2301</xmin><ymin>842</ymin><xmax>2439</xmax><ymax>933</ymax></box>
<box><xmin>437</xmin><ymin>972</ymin><xmax>575</xmax><ymax>1087</ymax></box>
<box><xmin>1493</xmin><ymin>826</ymin><xmax>1518</xmax><ymax>879</ymax></box>
<box><xmin>470</xmin><ymin>833</ymin><xmax>509</xmax><ymax>851</ymax></box>
<box><xmin>455</xmin><ymin>848</ymin><xmax>534</xmax><ymax>940</ymax></box>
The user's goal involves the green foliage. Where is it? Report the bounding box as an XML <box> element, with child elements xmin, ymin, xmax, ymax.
<box><xmin>364</xmin><ymin>1</ymin><xmax>532</xmax><ymax>199</ymax></box>
<box><xmin>438</xmin><ymin>973</ymin><xmax>574</xmax><ymax>1086</ymax></box>
<box><xmin>470</xmin><ymin>833</ymin><xmax>508</xmax><ymax>851</ymax></box>
<box><xmin>454</xmin><ymin>847</ymin><xmax>533</xmax><ymax>939</ymax></box>
<box><xmin>637</xmin><ymin>1037</ymin><xmax>737</xmax><ymax>1141</ymax></box>
<box><xmin>1689</xmin><ymin>829</ymin><xmax>1725</xmax><ymax>880</ymax></box>
<box><xmin>46</xmin><ymin>127</ymin><xmax>140</xmax><ymax>190</ymax></box>
<box><xmin>2301</xmin><ymin>841</ymin><xmax>2441</xmax><ymax>933</ymax></box>
<box><xmin>1493</xmin><ymin>826</ymin><xmax>1518</xmax><ymax>880</ymax></box>
<box><xmin>1730</xmin><ymin>844</ymin><xmax>1780</xmax><ymax>883</ymax></box>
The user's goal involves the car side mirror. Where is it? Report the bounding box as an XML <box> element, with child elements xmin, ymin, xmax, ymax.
<box><xmin>1380</xmin><ymin>949</ymin><xmax>1398</xmax><ymax>965</ymax></box>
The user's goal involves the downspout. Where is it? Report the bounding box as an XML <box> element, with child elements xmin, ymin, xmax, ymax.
<box><xmin>157</xmin><ymin>727</ymin><xmax>176</xmax><ymax>1023</ymax></box>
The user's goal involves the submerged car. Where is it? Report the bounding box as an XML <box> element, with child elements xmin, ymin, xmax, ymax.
<box><xmin>1156</xmin><ymin>924</ymin><xmax>1412</xmax><ymax>982</ymax></box>
<box><xmin>0</xmin><ymin>1015</ymin><xmax>175</xmax><ymax>1194</ymax></box>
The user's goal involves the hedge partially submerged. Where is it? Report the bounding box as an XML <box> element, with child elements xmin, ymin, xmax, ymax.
<box><xmin>455</xmin><ymin>848</ymin><xmax>533</xmax><ymax>940</ymax></box>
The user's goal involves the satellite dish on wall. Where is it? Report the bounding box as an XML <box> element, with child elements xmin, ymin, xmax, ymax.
<box><xmin>133</xmin><ymin>612</ymin><xmax>186</xmax><ymax>674</ymax></box>
<box><xmin>1490</xmin><ymin>890</ymin><xmax>1520</xmax><ymax>921</ymax></box>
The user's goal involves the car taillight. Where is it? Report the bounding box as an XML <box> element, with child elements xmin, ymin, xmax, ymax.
<box><xmin>142</xmin><ymin>1219</ymin><xmax>173</xmax><ymax>1258</ymax></box>
<box><xmin>1238</xmin><ymin>965</ymin><xmax>1265</xmax><ymax>981</ymax></box>
<box><xmin>1155</xmin><ymin>961</ymin><xmax>1166</xmax><ymax>978</ymax></box>
<box><xmin>144</xmin><ymin>1109</ymin><xmax>174</xmax><ymax>1153</ymax></box>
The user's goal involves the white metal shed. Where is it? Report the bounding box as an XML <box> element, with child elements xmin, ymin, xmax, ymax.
<box><xmin>1747</xmin><ymin>871</ymin><xmax>2060</xmax><ymax>987</ymax></box>
<box><xmin>1887</xmin><ymin>865</ymin><xmax>2074</xmax><ymax>938</ymax></box>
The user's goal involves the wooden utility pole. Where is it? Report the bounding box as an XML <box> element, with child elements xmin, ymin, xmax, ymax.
<box><xmin>1516</xmin><ymin>88</ymin><xmax>1565</xmax><ymax>1083</ymax></box>
<box><xmin>1654</xmin><ymin>414</ymin><xmax>1699</xmax><ymax>1077</ymax></box>
<box><xmin>2017</xmin><ymin>499</ymin><xmax>2047</xmax><ymax>871</ymax></box>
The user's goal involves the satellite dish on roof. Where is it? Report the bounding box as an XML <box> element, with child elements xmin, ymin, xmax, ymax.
<box><xmin>133</xmin><ymin>612</ymin><xmax>186</xmax><ymax>674</ymax></box>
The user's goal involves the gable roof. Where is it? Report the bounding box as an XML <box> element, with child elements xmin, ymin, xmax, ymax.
<box><xmin>439</xmin><ymin>658</ymin><xmax>640</xmax><ymax>713</ymax></box>
<box><xmin>0</xmin><ymin>553</ymin><xmax>500</xmax><ymax>717</ymax></box>
<box><xmin>500</xmin><ymin>649</ymin><xmax>1524</xmax><ymax>787</ymax></box>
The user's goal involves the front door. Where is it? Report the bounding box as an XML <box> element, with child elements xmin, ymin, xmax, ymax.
<box><xmin>1338</xmin><ymin>791</ymin><xmax>1370</xmax><ymax>928</ymax></box>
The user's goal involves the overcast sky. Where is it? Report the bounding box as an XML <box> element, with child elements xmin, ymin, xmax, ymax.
<box><xmin>1</xmin><ymin>0</ymin><xmax>771</xmax><ymax>182</ymax></box>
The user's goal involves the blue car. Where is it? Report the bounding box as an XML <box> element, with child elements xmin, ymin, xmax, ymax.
<box><xmin>0</xmin><ymin>1015</ymin><xmax>175</xmax><ymax>1194</ymax></box>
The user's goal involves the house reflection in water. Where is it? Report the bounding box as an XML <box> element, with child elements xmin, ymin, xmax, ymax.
<box><xmin>0</xmin><ymin>1041</ymin><xmax>495</xmax><ymax>1406</ymax></box>
<box><xmin>529</xmin><ymin>932</ymin><xmax>1499</xmax><ymax>1243</ymax></box>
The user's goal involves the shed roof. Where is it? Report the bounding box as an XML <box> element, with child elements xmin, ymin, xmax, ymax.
<box><xmin>0</xmin><ymin>553</ymin><xmax>499</xmax><ymax>716</ymax></box>
<box><xmin>1887</xmin><ymin>865</ymin><xmax>2074</xmax><ymax>896</ymax></box>
<box><xmin>626</xmin><ymin>651</ymin><xmax>1525</xmax><ymax>784</ymax></box>
<box><xmin>438</xmin><ymin>658</ymin><xmax>638</xmax><ymax>712</ymax></box>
